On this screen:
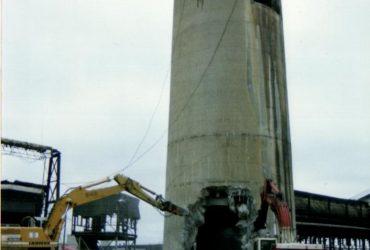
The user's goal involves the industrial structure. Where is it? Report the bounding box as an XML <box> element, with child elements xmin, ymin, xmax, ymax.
<box><xmin>165</xmin><ymin>0</ymin><xmax>294</xmax><ymax>249</ymax></box>
<box><xmin>1</xmin><ymin>180</ymin><xmax>46</xmax><ymax>226</ymax></box>
<box><xmin>2</xmin><ymin>1</ymin><xmax>369</xmax><ymax>249</ymax></box>
<box><xmin>72</xmin><ymin>193</ymin><xmax>140</xmax><ymax>249</ymax></box>
<box><xmin>1</xmin><ymin>148</ymin><xmax>187</xmax><ymax>250</ymax></box>
<box><xmin>295</xmin><ymin>190</ymin><xmax>370</xmax><ymax>249</ymax></box>
<box><xmin>1</xmin><ymin>138</ymin><xmax>61</xmax><ymax>221</ymax></box>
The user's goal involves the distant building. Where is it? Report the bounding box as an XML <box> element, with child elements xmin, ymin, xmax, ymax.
<box><xmin>295</xmin><ymin>190</ymin><xmax>370</xmax><ymax>249</ymax></box>
<box><xmin>351</xmin><ymin>189</ymin><xmax>370</xmax><ymax>203</ymax></box>
<box><xmin>359</xmin><ymin>194</ymin><xmax>370</xmax><ymax>203</ymax></box>
<box><xmin>72</xmin><ymin>193</ymin><xmax>140</xmax><ymax>249</ymax></box>
<box><xmin>1</xmin><ymin>180</ymin><xmax>46</xmax><ymax>225</ymax></box>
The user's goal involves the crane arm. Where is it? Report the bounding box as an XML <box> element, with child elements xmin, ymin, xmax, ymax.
<box><xmin>114</xmin><ymin>175</ymin><xmax>188</xmax><ymax>216</ymax></box>
<box><xmin>44</xmin><ymin>174</ymin><xmax>187</xmax><ymax>242</ymax></box>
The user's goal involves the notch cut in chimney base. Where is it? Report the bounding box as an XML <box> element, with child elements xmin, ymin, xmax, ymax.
<box><xmin>184</xmin><ymin>186</ymin><xmax>258</xmax><ymax>250</ymax></box>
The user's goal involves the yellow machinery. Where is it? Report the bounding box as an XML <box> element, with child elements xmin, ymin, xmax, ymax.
<box><xmin>1</xmin><ymin>174</ymin><xmax>187</xmax><ymax>249</ymax></box>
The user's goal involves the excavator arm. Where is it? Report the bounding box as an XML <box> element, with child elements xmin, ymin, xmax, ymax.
<box><xmin>1</xmin><ymin>173</ymin><xmax>187</xmax><ymax>248</ymax></box>
<box><xmin>114</xmin><ymin>175</ymin><xmax>188</xmax><ymax>216</ymax></box>
<box><xmin>2</xmin><ymin>177</ymin><xmax>126</xmax><ymax>248</ymax></box>
<box><xmin>44</xmin><ymin>177</ymin><xmax>124</xmax><ymax>241</ymax></box>
<box><xmin>43</xmin><ymin>174</ymin><xmax>187</xmax><ymax>243</ymax></box>
<box><xmin>254</xmin><ymin>179</ymin><xmax>294</xmax><ymax>243</ymax></box>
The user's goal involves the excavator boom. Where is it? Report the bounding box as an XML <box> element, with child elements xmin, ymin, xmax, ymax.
<box><xmin>114</xmin><ymin>175</ymin><xmax>187</xmax><ymax>216</ymax></box>
<box><xmin>254</xmin><ymin>179</ymin><xmax>294</xmax><ymax>243</ymax></box>
<box><xmin>1</xmin><ymin>173</ymin><xmax>187</xmax><ymax>249</ymax></box>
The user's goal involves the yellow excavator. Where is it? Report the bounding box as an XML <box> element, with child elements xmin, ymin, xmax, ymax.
<box><xmin>1</xmin><ymin>174</ymin><xmax>187</xmax><ymax>249</ymax></box>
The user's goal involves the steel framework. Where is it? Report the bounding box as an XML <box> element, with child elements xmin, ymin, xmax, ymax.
<box><xmin>1</xmin><ymin>137</ymin><xmax>61</xmax><ymax>217</ymax></box>
<box><xmin>295</xmin><ymin>190</ymin><xmax>370</xmax><ymax>250</ymax></box>
<box><xmin>72</xmin><ymin>193</ymin><xmax>139</xmax><ymax>250</ymax></box>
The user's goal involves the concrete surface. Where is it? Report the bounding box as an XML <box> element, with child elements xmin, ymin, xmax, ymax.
<box><xmin>164</xmin><ymin>1</ymin><xmax>294</xmax><ymax>249</ymax></box>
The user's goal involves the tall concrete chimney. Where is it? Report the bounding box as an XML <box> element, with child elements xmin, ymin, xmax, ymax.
<box><xmin>164</xmin><ymin>0</ymin><xmax>294</xmax><ymax>249</ymax></box>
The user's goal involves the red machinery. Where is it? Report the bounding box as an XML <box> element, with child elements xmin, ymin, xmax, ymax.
<box><xmin>253</xmin><ymin>180</ymin><xmax>323</xmax><ymax>250</ymax></box>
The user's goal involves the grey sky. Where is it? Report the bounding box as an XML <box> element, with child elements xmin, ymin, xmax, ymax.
<box><xmin>2</xmin><ymin>0</ymin><xmax>370</xmax><ymax>244</ymax></box>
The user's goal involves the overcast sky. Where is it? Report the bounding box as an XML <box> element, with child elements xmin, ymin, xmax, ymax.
<box><xmin>2</xmin><ymin>0</ymin><xmax>370</xmax><ymax>244</ymax></box>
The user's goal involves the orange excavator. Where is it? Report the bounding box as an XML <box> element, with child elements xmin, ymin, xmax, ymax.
<box><xmin>1</xmin><ymin>174</ymin><xmax>187</xmax><ymax>249</ymax></box>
